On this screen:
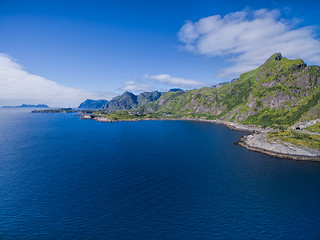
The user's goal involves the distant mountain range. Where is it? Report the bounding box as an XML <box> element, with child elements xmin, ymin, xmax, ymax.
<box><xmin>78</xmin><ymin>53</ymin><xmax>320</xmax><ymax>128</ymax></box>
<box><xmin>78</xmin><ymin>91</ymin><xmax>162</xmax><ymax>111</ymax></box>
<box><xmin>2</xmin><ymin>104</ymin><xmax>49</xmax><ymax>108</ymax></box>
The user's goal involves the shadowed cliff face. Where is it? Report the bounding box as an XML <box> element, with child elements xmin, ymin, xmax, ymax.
<box><xmin>78</xmin><ymin>91</ymin><xmax>162</xmax><ymax>110</ymax></box>
<box><xmin>99</xmin><ymin>91</ymin><xmax>162</xmax><ymax>111</ymax></box>
<box><xmin>103</xmin><ymin>91</ymin><xmax>138</xmax><ymax>111</ymax></box>
<box><xmin>133</xmin><ymin>53</ymin><xmax>320</xmax><ymax>128</ymax></box>
<box><xmin>137</xmin><ymin>91</ymin><xmax>162</xmax><ymax>106</ymax></box>
<box><xmin>78</xmin><ymin>99</ymin><xmax>108</xmax><ymax>109</ymax></box>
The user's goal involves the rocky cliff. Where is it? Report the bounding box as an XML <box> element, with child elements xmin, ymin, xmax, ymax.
<box><xmin>78</xmin><ymin>53</ymin><xmax>320</xmax><ymax>128</ymax></box>
<box><xmin>101</xmin><ymin>91</ymin><xmax>162</xmax><ymax>111</ymax></box>
<box><xmin>78</xmin><ymin>99</ymin><xmax>108</xmax><ymax>109</ymax></box>
<box><xmin>134</xmin><ymin>53</ymin><xmax>320</xmax><ymax>128</ymax></box>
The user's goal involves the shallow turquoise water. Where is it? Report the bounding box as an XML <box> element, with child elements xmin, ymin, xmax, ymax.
<box><xmin>0</xmin><ymin>108</ymin><xmax>319</xmax><ymax>239</ymax></box>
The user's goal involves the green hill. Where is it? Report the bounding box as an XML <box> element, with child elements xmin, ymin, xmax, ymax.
<box><xmin>134</xmin><ymin>53</ymin><xmax>320</xmax><ymax>128</ymax></box>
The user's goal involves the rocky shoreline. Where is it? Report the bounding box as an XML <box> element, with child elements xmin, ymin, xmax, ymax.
<box><xmin>239</xmin><ymin>133</ymin><xmax>320</xmax><ymax>161</ymax></box>
<box><xmin>208</xmin><ymin>122</ymin><xmax>319</xmax><ymax>161</ymax></box>
<box><xmin>87</xmin><ymin>115</ymin><xmax>266</xmax><ymax>132</ymax></box>
<box><xmin>82</xmin><ymin>114</ymin><xmax>320</xmax><ymax>161</ymax></box>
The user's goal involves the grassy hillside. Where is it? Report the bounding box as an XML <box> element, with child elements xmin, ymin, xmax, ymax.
<box><xmin>134</xmin><ymin>53</ymin><xmax>320</xmax><ymax>128</ymax></box>
<box><xmin>268</xmin><ymin>130</ymin><xmax>320</xmax><ymax>150</ymax></box>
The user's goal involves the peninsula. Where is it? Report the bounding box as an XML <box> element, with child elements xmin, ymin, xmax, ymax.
<box><xmin>34</xmin><ymin>53</ymin><xmax>320</xmax><ymax>161</ymax></box>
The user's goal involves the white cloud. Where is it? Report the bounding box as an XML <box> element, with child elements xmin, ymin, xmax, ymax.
<box><xmin>178</xmin><ymin>9</ymin><xmax>320</xmax><ymax>78</ymax></box>
<box><xmin>120</xmin><ymin>81</ymin><xmax>151</xmax><ymax>92</ymax></box>
<box><xmin>144</xmin><ymin>74</ymin><xmax>205</xmax><ymax>88</ymax></box>
<box><xmin>0</xmin><ymin>54</ymin><xmax>115</xmax><ymax>107</ymax></box>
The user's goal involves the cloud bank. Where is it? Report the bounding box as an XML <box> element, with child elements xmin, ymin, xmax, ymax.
<box><xmin>120</xmin><ymin>81</ymin><xmax>151</xmax><ymax>92</ymax></box>
<box><xmin>178</xmin><ymin>9</ymin><xmax>320</xmax><ymax>78</ymax></box>
<box><xmin>144</xmin><ymin>74</ymin><xmax>205</xmax><ymax>88</ymax></box>
<box><xmin>0</xmin><ymin>54</ymin><xmax>114</xmax><ymax>107</ymax></box>
<box><xmin>119</xmin><ymin>74</ymin><xmax>205</xmax><ymax>94</ymax></box>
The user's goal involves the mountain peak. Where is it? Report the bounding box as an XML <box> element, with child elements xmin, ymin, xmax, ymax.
<box><xmin>272</xmin><ymin>52</ymin><xmax>283</xmax><ymax>61</ymax></box>
<box><xmin>264</xmin><ymin>53</ymin><xmax>283</xmax><ymax>64</ymax></box>
<box><xmin>122</xmin><ymin>91</ymin><xmax>135</xmax><ymax>96</ymax></box>
<box><xmin>78</xmin><ymin>99</ymin><xmax>108</xmax><ymax>109</ymax></box>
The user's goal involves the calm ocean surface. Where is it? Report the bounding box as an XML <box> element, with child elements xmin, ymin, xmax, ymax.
<box><xmin>0</xmin><ymin>108</ymin><xmax>320</xmax><ymax>239</ymax></box>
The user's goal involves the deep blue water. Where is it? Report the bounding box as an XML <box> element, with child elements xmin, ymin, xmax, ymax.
<box><xmin>0</xmin><ymin>108</ymin><xmax>320</xmax><ymax>239</ymax></box>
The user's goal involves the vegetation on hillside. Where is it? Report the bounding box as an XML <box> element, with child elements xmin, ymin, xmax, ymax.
<box><xmin>36</xmin><ymin>53</ymin><xmax>320</xmax><ymax>152</ymax></box>
<box><xmin>135</xmin><ymin>53</ymin><xmax>320</xmax><ymax>129</ymax></box>
<box><xmin>305</xmin><ymin>122</ymin><xmax>320</xmax><ymax>134</ymax></box>
<box><xmin>268</xmin><ymin>130</ymin><xmax>320</xmax><ymax>150</ymax></box>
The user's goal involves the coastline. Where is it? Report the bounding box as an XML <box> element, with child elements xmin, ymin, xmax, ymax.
<box><xmin>74</xmin><ymin>115</ymin><xmax>320</xmax><ymax>162</ymax></box>
<box><xmin>86</xmin><ymin>115</ymin><xmax>320</xmax><ymax>161</ymax></box>
<box><xmin>239</xmin><ymin>134</ymin><xmax>320</xmax><ymax>161</ymax></box>
<box><xmin>91</xmin><ymin>116</ymin><xmax>266</xmax><ymax>132</ymax></box>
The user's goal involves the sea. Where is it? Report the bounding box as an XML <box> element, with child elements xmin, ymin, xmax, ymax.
<box><xmin>0</xmin><ymin>108</ymin><xmax>320</xmax><ymax>239</ymax></box>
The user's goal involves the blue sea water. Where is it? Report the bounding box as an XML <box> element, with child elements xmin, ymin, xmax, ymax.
<box><xmin>0</xmin><ymin>108</ymin><xmax>320</xmax><ymax>240</ymax></box>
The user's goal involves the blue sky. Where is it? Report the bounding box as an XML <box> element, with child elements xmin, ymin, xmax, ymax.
<box><xmin>1</xmin><ymin>0</ymin><xmax>320</xmax><ymax>106</ymax></box>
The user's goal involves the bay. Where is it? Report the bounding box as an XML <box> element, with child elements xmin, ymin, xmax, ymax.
<box><xmin>0</xmin><ymin>108</ymin><xmax>320</xmax><ymax>239</ymax></box>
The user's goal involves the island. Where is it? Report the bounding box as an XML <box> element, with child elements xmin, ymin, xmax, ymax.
<box><xmin>2</xmin><ymin>104</ymin><xmax>49</xmax><ymax>108</ymax></box>
<box><xmin>33</xmin><ymin>53</ymin><xmax>320</xmax><ymax>161</ymax></box>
